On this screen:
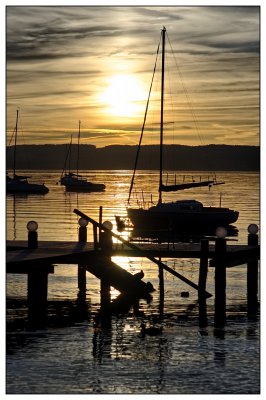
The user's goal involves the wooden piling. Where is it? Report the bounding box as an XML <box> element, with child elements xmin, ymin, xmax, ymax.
<box><xmin>27</xmin><ymin>269</ymin><xmax>49</xmax><ymax>326</ymax></box>
<box><xmin>198</xmin><ymin>239</ymin><xmax>209</xmax><ymax>327</ymax></box>
<box><xmin>78</xmin><ymin>226</ymin><xmax>87</xmax><ymax>243</ymax></box>
<box><xmin>99</xmin><ymin>206</ymin><xmax>103</xmax><ymax>245</ymax></box>
<box><xmin>100</xmin><ymin>230</ymin><xmax>113</xmax><ymax>253</ymax></box>
<box><xmin>27</xmin><ymin>221</ymin><xmax>38</xmax><ymax>249</ymax></box>
<box><xmin>99</xmin><ymin>224</ymin><xmax>112</xmax><ymax>312</ymax></box>
<box><xmin>78</xmin><ymin>266</ymin><xmax>87</xmax><ymax>292</ymax></box>
<box><xmin>78</xmin><ymin>223</ymin><xmax>87</xmax><ymax>292</ymax></box>
<box><xmin>93</xmin><ymin>224</ymin><xmax>98</xmax><ymax>250</ymax></box>
<box><xmin>214</xmin><ymin>237</ymin><xmax>227</xmax><ymax>328</ymax></box>
<box><xmin>28</xmin><ymin>231</ymin><xmax>38</xmax><ymax>249</ymax></box>
<box><xmin>247</xmin><ymin>232</ymin><xmax>259</xmax><ymax>316</ymax></box>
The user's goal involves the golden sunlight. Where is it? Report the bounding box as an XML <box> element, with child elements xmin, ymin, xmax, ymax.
<box><xmin>100</xmin><ymin>74</ymin><xmax>147</xmax><ymax>117</ymax></box>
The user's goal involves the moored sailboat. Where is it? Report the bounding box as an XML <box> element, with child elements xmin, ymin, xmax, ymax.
<box><xmin>126</xmin><ymin>27</ymin><xmax>239</xmax><ymax>235</ymax></box>
<box><xmin>60</xmin><ymin>121</ymin><xmax>106</xmax><ymax>192</ymax></box>
<box><xmin>6</xmin><ymin>110</ymin><xmax>49</xmax><ymax>194</ymax></box>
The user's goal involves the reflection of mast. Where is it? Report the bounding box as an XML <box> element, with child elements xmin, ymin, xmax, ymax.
<box><xmin>13</xmin><ymin>109</ymin><xmax>19</xmax><ymax>178</ymax></box>
<box><xmin>68</xmin><ymin>134</ymin><xmax>72</xmax><ymax>175</ymax></box>
<box><xmin>12</xmin><ymin>194</ymin><xmax>17</xmax><ymax>240</ymax></box>
<box><xmin>159</xmin><ymin>27</ymin><xmax>166</xmax><ymax>205</ymax></box>
<box><xmin>77</xmin><ymin>120</ymin><xmax>81</xmax><ymax>177</ymax></box>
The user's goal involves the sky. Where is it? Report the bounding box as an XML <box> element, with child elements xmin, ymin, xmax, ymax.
<box><xmin>5</xmin><ymin>3</ymin><xmax>260</xmax><ymax>147</ymax></box>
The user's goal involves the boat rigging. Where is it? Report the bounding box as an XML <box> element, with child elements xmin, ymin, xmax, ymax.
<box><xmin>6</xmin><ymin>109</ymin><xmax>49</xmax><ymax>194</ymax></box>
<box><xmin>124</xmin><ymin>27</ymin><xmax>239</xmax><ymax>236</ymax></box>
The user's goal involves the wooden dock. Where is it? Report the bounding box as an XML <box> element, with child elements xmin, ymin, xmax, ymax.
<box><xmin>6</xmin><ymin>240</ymin><xmax>259</xmax><ymax>270</ymax></box>
<box><xmin>6</xmin><ymin>208</ymin><xmax>260</xmax><ymax>328</ymax></box>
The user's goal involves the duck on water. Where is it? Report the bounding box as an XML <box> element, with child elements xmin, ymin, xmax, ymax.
<box><xmin>140</xmin><ymin>323</ymin><xmax>163</xmax><ymax>337</ymax></box>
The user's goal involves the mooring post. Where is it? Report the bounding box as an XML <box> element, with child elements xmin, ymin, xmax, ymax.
<box><xmin>100</xmin><ymin>221</ymin><xmax>113</xmax><ymax>253</ymax></box>
<box><xmin>27</xmin><ymin>220</ymin><xmax>38</xmax><ymax>249</ymax></box>
<box><xmin>93</xmin><ymin>223</ymin><xmax>98</xmax><ymax>250</ymax></box>
<box><xmin>78</xmin><ymin>218</ymin><xmax>88</xmax><ymax>292</ymax></box>
<box><xmin>198</xmin><ymin>239</ymin><xmax>209</xmax><ymax>327</ymax></box>
<box><xmin>214</xmin><ymin>227</ymin><xmax>227</xmax><ymax>328</ymax></box>
<box><xmin>99</xmin><ymin>206</ymin><xmax>103</xmax><ymax>246</ymax></box>
<box><xmin>247</xmin><ymin>224</ymin><xmax>259</xmax><ymax>317</ymax></box>
<box><xmin>78</xmin><ymin>217</ymin><xmax>88</xmax><ymax>243</ymax></box>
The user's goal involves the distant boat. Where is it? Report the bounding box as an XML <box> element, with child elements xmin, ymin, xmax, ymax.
<box><xmin>60</xmin><ymin>121</ymin><xmax>106</xmax><ymax>192</ymax></box>
<box><xmin>6</xmin><ymin>110</ymin><xmax>49</xmax><ymax>194</ymax></box>
<box><xmin>126</xmin><ymin>27</ymin><xmax>239</xmax><ymax>234</ymax></box>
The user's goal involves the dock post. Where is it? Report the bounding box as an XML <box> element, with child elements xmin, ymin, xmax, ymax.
<box><xmin>247</xmin><ymin>224</ymin><xmax>259</xmax><ymax>317</ymax></box>
<box><xmin>78</xmin><ymin>218</ymin><xmax>88</xmax><ymax>243</ymax></box>
<box><xmin>198</xmin><ymin>239</ymin><xmax>209</xmax><ymax>327</ymax></box>
<box><xmin>27</xmin><ymin>221</ymin><xmax>38</xmax><ymax>249</ymax></box>
<box><xmin>93</xmin><ymin>223</ymin><xmax>98</xmax><ymax>250</ymax></box>
<box><xmin>100</xmin><ymin>221</ymin><xmax>113</xmax><ymax>252</ymax></box>
<box><xmin>214</xmin><ymin>227</ymin><xmax>227</xmax><ymax>328</ymax></box>
<box><xmin>99</xmin><ymin>206</ymin><xmax>103</xmax><ymax>246</ymax></box>
<box><xmin>78</xmin><ymin>218</ymin><xmax>88</xmax><ymax>292</ymax></box>
<box><xmin>27</xmin><ymin>268</ymin><xmax>49</xmax><ymax>326</ymax></box>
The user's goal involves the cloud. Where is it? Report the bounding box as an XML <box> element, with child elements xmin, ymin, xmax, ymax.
<box><xmin>6</xmin><ymin>6</ymin><xmax>260</xmax><ymax>146</ymax></box>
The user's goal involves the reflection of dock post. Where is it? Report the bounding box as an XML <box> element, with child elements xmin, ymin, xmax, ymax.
<box><xmin>247</xmin><ymin>224</ymin><xmax>259</xmax><ymax>317</ymax></box>
<box><xmin>100</xmin><ymin>221</ymin><xmax>113</xmax><ymax>312</ymax></box>
<box><xmin>78</xmin><ymin>218</ymin><xmax>88</xmax><ymax>292</ymax></box>
<box><xmin>214</xmin><ymin>228</ymin><xmax>227</xmax><ymax>328</ymax></box>
<box><xmin>158</xmin><ymin>257</ymin><xmax>164</xmax><ymax>316</ymax></box>
<box><xmin>198</xmin><ymin>239</ymin><xmax>209</xmax><ymax>327</ymax></box>
<box><xmin>27</xmin><ymin>268</ymin><xmax>49</xmax><ymax>326</ymax></box>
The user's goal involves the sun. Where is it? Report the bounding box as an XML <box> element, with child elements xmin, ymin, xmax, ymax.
<box><xmin>100</xmin><ymin>74</ymin><xmax>146</xmax><ymax>118</ymax></box>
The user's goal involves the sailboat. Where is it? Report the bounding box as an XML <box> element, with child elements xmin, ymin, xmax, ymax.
<box><xmin>59</xmin><ymin>121</ymin><xmax>106</xmax><ymax>192</ymax></box>
<box><xmin>6</xmin><ymin>110</ymin><xmax>49</xmax><ymax>194</ymax></box>
<box><xmin>126</xmin><ymin>27</ymin><xmax>239</xmax><ymax>234</ymax></box>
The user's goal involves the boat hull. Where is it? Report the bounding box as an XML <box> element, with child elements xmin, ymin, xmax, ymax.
<box><xmin>7</xmin><ymin>182</ymin><xmax>49</xmax><ymax>194</ymax></box>
<box><xmin>127</xmin><ymin>206</ymin><xmax>239</xmax><ymax>232</ymax></box>
<box><xmin>63</xmin><ymin>182</ymin><xmax>106</xmax><ymax>192</ymax></box>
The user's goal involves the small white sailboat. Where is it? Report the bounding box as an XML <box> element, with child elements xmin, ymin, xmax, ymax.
<box><xmin>6</xmin><ymin>110</ymin><xmax>49</xmax><ymax>194</ymax></box>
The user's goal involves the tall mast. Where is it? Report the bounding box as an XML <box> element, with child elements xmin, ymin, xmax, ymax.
<box><xmin>13</xmin><ymin>109</ymin><xmax>19</xmax><ymax>178</ymax></box>
<box><xmin>77</xmin><ymin>120</ymin><xmax>81</xmax><ymax>176</ymax></box>
<box><xmin>159</xmin><ymin>27</ymin><xmax>166</xmax><ymax>204</ymax></box>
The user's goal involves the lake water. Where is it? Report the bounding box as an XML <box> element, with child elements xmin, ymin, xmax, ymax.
<box><xmin>6</xmin><ymin>170</ymin><xmax>260</xmax><ymax>394</ymax></box>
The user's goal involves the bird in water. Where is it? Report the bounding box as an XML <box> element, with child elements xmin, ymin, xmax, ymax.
<box><xmin>140</xmin><ymin>322</ymin><xmax>163</xmax><ymax>337</ymax></box>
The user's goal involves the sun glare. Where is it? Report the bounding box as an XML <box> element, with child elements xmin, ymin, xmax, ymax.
<box><xmin>100</xmin><ymin>74</ymin><xmax>146</xmax><ymax>117</ymax></box>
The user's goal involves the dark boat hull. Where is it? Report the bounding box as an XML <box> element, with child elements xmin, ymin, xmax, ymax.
<box><xmin>63</xmin><ymin>182</ymin><xmax>106</xmax><ymax>192</ymax></box>
<box><xmin>7</xmin><ymin>182</ymin><xmax>49</xmax><ymax>194</ymax></box>
<box><xmin>127</xmin><ymin>207</ymin><xmax>239</xmax><ymax>231</ymax></box>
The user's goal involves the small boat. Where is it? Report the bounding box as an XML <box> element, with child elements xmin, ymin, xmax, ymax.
<box><xmin>6</xmin><ymin>110</ymin><xmax>49</xmax><ymax>194</ymax></box>
<box><xmin>126</xmin><ymin>27</ymin><xmax>239</xmax><ymax>235</ymax></box>
<box><xmin>60</xmin><ymin>121</ymin><xmax>106</xmax><ymax>192</ymax></box>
